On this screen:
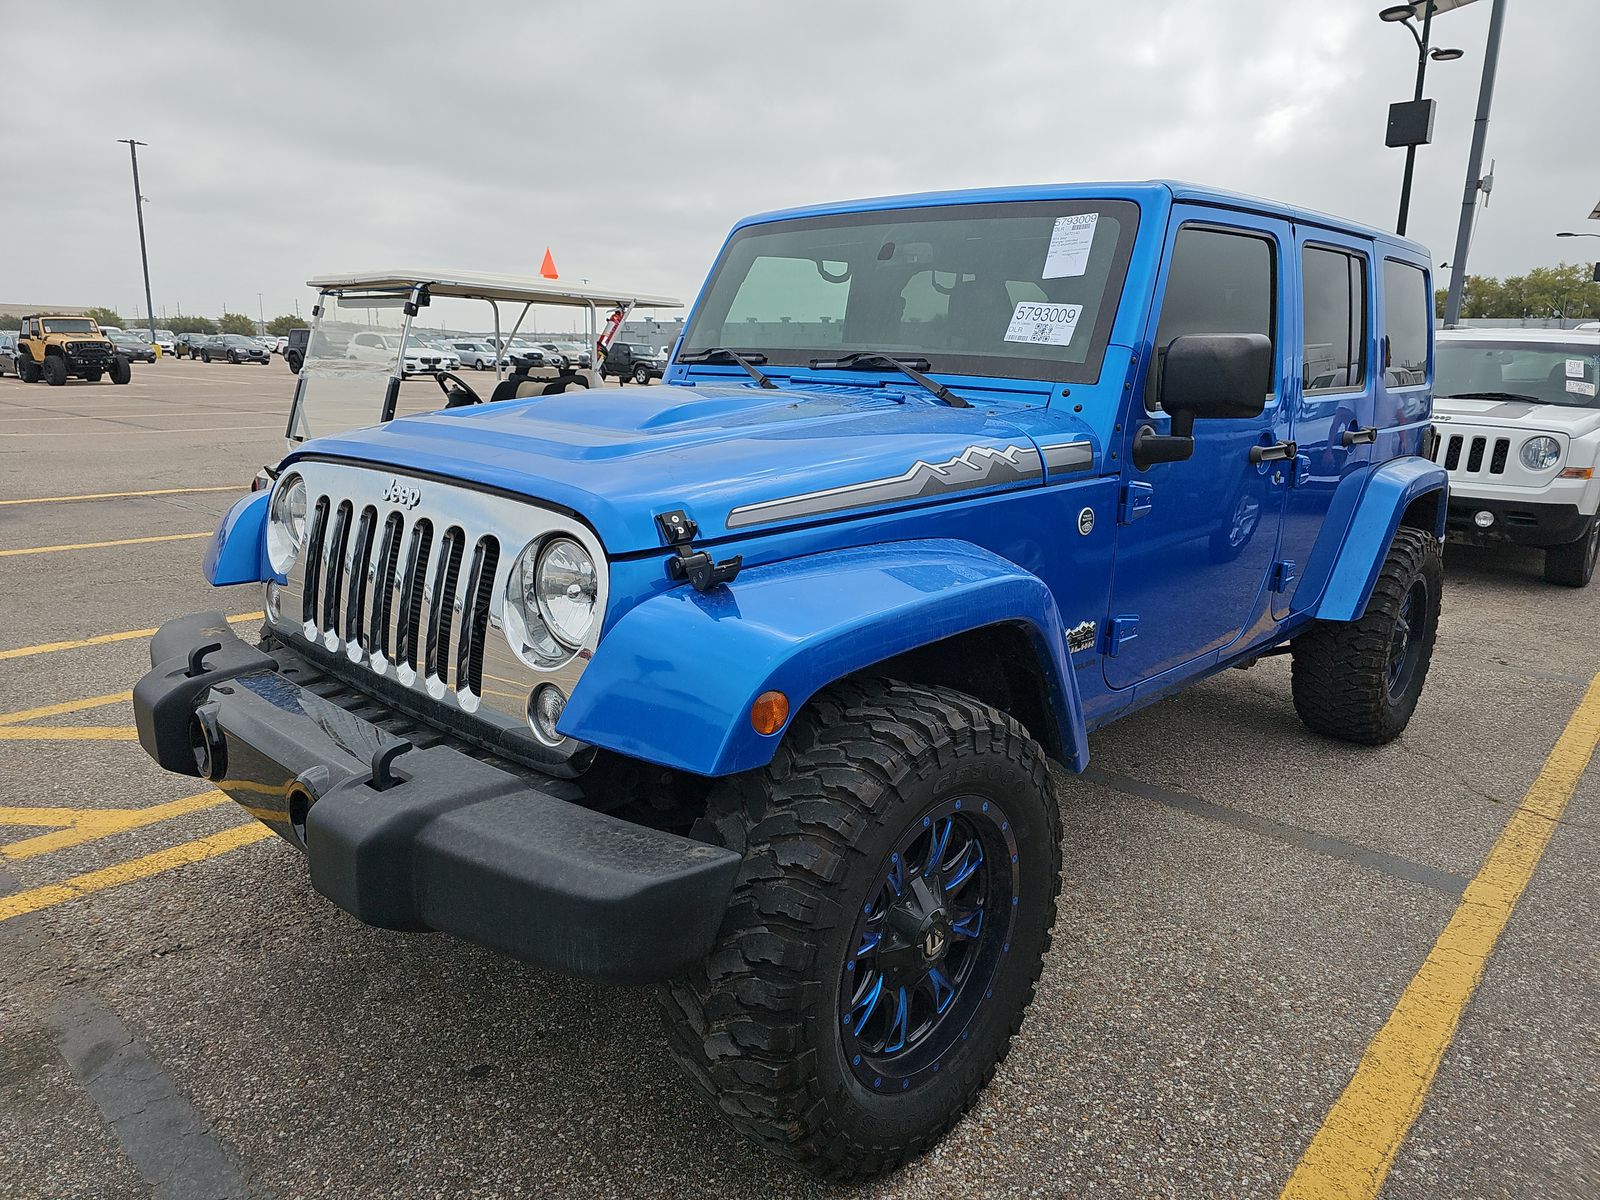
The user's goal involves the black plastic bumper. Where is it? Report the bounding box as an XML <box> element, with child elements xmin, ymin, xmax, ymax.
<box><xmin>132</xmin><ymin>612</ymin><xmax>741</xmax><ymax>984</ymax></box>
<box><xmin>1445</xmin><ymin>497</ymin><xmax>1591</xmax><ymax>547</ymax></box>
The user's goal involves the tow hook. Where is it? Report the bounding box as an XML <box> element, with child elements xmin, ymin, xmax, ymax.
<box><xmin>656</xmin><ymin>509</ymin><xmax>742</xmax><ymax>593</ymax></box>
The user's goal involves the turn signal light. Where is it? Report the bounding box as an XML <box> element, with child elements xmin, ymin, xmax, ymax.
<box><xmin>750</xmin><ymin>691</ymin><xmax>789</xmax><ymax>735</ymax></box>
<box><xmin>1559</xmin><ymin>467</ymin><xmax>1593</xmax><ymax>480</ymax></box>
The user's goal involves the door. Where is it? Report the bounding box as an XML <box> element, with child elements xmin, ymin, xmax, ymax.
<box><xmin>1276</xmin><ymin>232</ymin><xmax>1375</xmax><ymax>618</ymax></box>
<box><xmin>1104</xmin><ymin>210</ymin><xmax>1292</xmax><ymax>690</ymax></box>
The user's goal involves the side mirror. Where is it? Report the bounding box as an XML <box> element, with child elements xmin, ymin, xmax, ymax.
<box><xmin>1134</xmin><ymin>333</ymin><xmax>1273</xmax><ymax>470</ymax></box>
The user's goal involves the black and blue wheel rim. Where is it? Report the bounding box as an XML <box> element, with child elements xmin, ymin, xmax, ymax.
<box><xmin>839</xmin><ymin>795</ymin><xmax>1019</xmax><ymax>1092</ymax></box>
<box><xmin>1386</xmin><ymin>578</ymin><xmax>1429</xmax><ymax>701</ymax></box>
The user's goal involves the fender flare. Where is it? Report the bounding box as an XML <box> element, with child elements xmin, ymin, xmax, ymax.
<box><xmin>1313</xmin><ymin>457</ymin><xmax>1447</xmax><ymax>622</ymax></box>
<box><xmin>202</xmin><ymin>490</ymin><xmax>269</xmax><ymax>586</ymax></box>
<box><xmin>562</xmin><ymin>539</ymin><xmax>1089</xmax><ymax>778</ymax></box>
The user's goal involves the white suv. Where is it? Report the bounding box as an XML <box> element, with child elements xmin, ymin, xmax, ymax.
<box><xmin>1432</xmin><ymin>328</ymin><xmax>1600</xmax><ymax>585</ymax></box>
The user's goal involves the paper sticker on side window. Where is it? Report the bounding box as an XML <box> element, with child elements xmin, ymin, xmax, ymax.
<box><xmin>1568</xmin><ymin>358</ymin><xmax>1587</xmax><ymax>379</ymax></box>
<box><xmin>1043</xmin><ymin>214</ymin><xmax>1098</xmax><ymax>279</ymax></box>
<box><xmin>1004</xmin><ymin>301</ymin><xmax>1083</xmax><ymax>346</ymax></box>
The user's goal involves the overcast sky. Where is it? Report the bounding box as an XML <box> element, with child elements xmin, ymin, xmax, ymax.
<box><xmin>6</xmin><ymin>0</ymin><xmax>1596</xmax><ymax>327</ymax></box>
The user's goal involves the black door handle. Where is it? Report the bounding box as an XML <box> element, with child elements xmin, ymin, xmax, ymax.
<box><xmin>1341</xmin><ymin>425</ymin><xmax>1378</xmax><ymax>447</ymax></box>
<box><xmin>1249</xmin><ymin>440</ymin><xmax>1297</xmax><ymax>464</ymax></box>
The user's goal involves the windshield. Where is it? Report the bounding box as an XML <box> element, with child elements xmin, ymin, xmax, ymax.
<box><xmin>41</xmin><ymin>318</ymin><xmax>99</xmax><ymax>334</ymax></box>
<box><xmin>1437</xmin><ymin>340</ymin><xmax>1600</xmax><ymax>408</ymax></box>
<box><xmin>222</xmin><ymin>335</ymin><xmax>258</xmax><ymax>346</ymax></box>
<box><xmin>681</xmin><ymin>199</ymin><xmax>1138</xmax><ymax>384</ymax></box>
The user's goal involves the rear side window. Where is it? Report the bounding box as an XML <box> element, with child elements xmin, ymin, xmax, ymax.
<box><xmin>1382</xmin><ymin>259</ymin><xmax>1430</xmax><ymax>387</ymax></box>
<box><xmin>1149</xmin><ymin>225</ymin><xmax>1277</xmax><ymax>408</ymax></box>
<box><xmin>1302</xmin><ymin>245</ymin><xmax>1367</xmax><ymax>393</ymax></box>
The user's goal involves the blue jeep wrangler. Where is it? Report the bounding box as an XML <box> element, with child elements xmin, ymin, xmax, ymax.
<box><xmin>134</xmin><ymin>181</ymin><xmax>1446</xmax><ymax>1177</ymax></box>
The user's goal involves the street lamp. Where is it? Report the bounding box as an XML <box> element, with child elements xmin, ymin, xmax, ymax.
<box><xmin>1380</xmin><ymin>2</ymin><xmax>1467</xmax><ymax>237</ymax></box>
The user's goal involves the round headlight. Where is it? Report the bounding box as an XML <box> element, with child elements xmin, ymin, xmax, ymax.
<box><xmin>535</xmin><ymin>537</ymin><xmax>599</xmax><ymax>649</ymax></box>
<box><xmin>266</xmin><ymin>474</ymin><xmax>307</xmax><ymax>574</ymax></box>
<box><xmin>1520</xmin><ymin>436</ymin><xmax>1561</xmax><ymax>472</ymax></box>
<box><xmin>504</xmin><ymin>536</ymin><xmax>600</xmax><ymax>667</ymax></box>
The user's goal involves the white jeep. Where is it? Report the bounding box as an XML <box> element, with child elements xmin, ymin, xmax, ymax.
<box><xmin>1433</xmin><ymin>328</ymin><xmax>1600</xmax><ymax>585</ymax></box>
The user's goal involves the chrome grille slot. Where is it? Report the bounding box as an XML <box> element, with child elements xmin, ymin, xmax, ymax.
<box><xmin>396</xmin><ymin>519</ymin><xmax>435</xmax><ymax>672</ymax></box>
<box><xmin>267</xmin><ymin>462</ymin><xmax>608</xmax><ymax>749</ymax></box>
<box><xmin>343</xmin><ymin>506</ymin><xmax>378</xmax><ymax>649</ymax></box>
<box><xmin>458</xmin><ymin>537</ymin><xmax>500</xmax><ymax>696</ymax></box>
<box><xmin>425</xmin><ymin>527</ymin><xmax>466</xmax><ymax>686</ymax></box>
<box><xmin>320</xmin><ymin>501</ymin><xmax>353</xmax><ymax>635</ymax></box>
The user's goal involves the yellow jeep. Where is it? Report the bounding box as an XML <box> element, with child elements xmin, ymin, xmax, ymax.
<box><xmin>16</xmin><ymin>314</ymin><xmax>131</xmax><ymax>386</ymax></box>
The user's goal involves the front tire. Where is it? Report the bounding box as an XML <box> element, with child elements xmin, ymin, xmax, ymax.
<box><xmin>1544</xmin><ymin>516</ymin><xmax>1600</xmax><ymax>587</ymax></box>
<box><xmin>633</xmin><ymin>363</ymin><xmax>651</xmax><ymax>385</ymax></box>
<box><xmin>658</xmin><ymin>678</ymin><xmax>1061</xmax><ymax>1180</ymax></box>
<box><xmin>109</xmin><ymin>357</ymin><xmax>132</xmax><ymax>385</ymax></box>
<box><xmin>43</xmin><ymin>356</ymin><xmax>67</xmax><ymax>386</ymax></box>
<box><xmin>1291</xmin><ymin>526</ymin><xmax>1442</xmax><ymax>744</ymax></box>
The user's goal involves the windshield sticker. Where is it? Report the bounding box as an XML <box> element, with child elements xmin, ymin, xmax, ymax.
<box><xmin>1568</xmin><ymin>358</ymin><xmax>1587</xmax><ymax>379</ymax></box>
<box><xmin>1567</xmin><ymin>379</ymin><xmax>1597</xmax><ymax>397</ymax></box>
<box><xmin>1005</xmin><ymin>301</ymin><xmax>1083</xmax><ymax>346</ymax></box>
<box><xmin>1042</xmin><ymin>213</ymin><xmax>1098</xmax><ymax>279</ymax></box>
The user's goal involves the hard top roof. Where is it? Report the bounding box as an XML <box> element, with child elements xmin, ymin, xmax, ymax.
<box><xmin>305</xmin><ymin>269</ymin><xmax>681</xmax><ymax>310</ymax></box>
<box><xmin>732</xmin><ymin>180</ymin><xmax>1428</xmax><ymax>257</ymax></box>
<box><xmin>1438</xmin><ymin>327</ymin><xmax>1600</xmax><ymax>345</ymax></box>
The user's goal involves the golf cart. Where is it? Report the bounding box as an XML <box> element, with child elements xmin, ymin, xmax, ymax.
<box><xmin>285</xmin><ymin>270</ymin><xmax>681</xmax><ymax>446</ymax></box>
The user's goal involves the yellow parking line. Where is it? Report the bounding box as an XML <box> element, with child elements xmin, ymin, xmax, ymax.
<box><xmin>2</xmin><ymin>791</ymin><xmax>230</xmax><ymax>861</ymax></box>
<box><xmin>1281</xmin><ymin>672</ymin><xmax>1600</xmax><ymax>1200</ymax></box>
<box><xmin>0</xmin><ymin>532</ymin><xmax>209</xmax><ymax>558</ymax></box>
<box><xmin>0</xmin><ymin>612</ymin><xmax>262</xmax><ymax>661</ymax></box>
<box><xmin>0</xmin><ymin>691</ymin><xmax>131</xmax><ymax>726</ymax></box>
<box><xmin>0</xmin><ymin>726</ymin><xmax>136</xmax><ymax>742</ymax></box>
<box><xmin>0</xmin><ymin>485</ymin><xmax>241</xmax><ymax>506</ymax></box>
<box><xmin>0</xmin><ymin>823</ymin><xmax>272</xmax><ymax>922</ymax></box>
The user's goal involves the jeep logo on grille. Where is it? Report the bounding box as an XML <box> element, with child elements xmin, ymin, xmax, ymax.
<box><xmin>382</xmin><ymin>480</ymin><xmax>421</xmax><ymax>509</ymax></box>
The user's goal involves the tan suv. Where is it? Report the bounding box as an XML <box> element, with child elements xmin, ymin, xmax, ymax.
<box><xmin>15</xmin><ymin>314</ymin><xmax>131</xmax><ymax>386</ymax></box>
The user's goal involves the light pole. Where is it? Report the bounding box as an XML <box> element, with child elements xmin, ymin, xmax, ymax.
<box><xmin>257</xmin><ymin>292</ymin><xmax>265</xmax><ymax>337</ymax></box>
<box><xmin>1380</xmin><ymin>3</ymin><xmax>1465</xmax><ymax>237</ymax></box>
<box><xmin>117</xmin><ymin>138</ymin><xmax>158</xmax><ymax>342</ymax></box>
<box><xmin>1444</xmin><ymin>0</ymin><xmax>1508</xmax><ymax>327</ymax></box>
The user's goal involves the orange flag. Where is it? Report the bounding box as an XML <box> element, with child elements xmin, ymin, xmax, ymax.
<box><xmin>539</xmin><ymin>248</ymin><xmax>558</xmax><ymax>280</ymax></box>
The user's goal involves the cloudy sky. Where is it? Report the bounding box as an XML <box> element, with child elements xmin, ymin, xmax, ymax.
<box><xmin>7</xmin><ymin>0</ymin><xmax>1596</xmax><ymax>326</ymax></box>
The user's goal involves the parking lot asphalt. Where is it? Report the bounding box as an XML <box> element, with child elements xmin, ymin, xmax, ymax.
<box><xmin>0</xmin><ymin>360</ymin><xmax>1596</xmax><ymax>1199</ymax></box>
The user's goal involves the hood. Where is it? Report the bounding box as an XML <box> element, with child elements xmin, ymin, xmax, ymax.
<box><xmin>288</xmin><ymin>381</ymin><xmax>1098</xmax><ymax>555</ymax></box>
<box><xmin>1434</xmin><ymin>395</ymin><xmax>1600</xmax><ymax>437</ymax></box>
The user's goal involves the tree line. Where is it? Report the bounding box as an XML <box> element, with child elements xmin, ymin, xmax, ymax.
<box><xmin>1434</xmin><ymin>262</ymin><xmax>1600</xmax><ymax>321</ymax></box>
<box><xmin>0</xmin><ymin>309</ymin><xmax>305</xmax><ymax>336</ymax></box>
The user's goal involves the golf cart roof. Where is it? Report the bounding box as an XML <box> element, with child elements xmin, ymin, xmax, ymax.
<box><xmin>305</xmin><ymin>268</ymin><xmax>682</xmax><ymax>310</ymax></box>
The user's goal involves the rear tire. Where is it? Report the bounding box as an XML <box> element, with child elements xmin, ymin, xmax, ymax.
<box><xmin>1543</xmin><ymin>517</ymin><xmax>1600</xmax><ymax>587</ymax></box>
<box><xmin>1291</xmin><ymin>526</ymin><xmax>1441</xmax><ymax>744</ymax></box>
<box><xmin>109</xmin><ymin>357</ymin><xmax>132</xmax><ymax>385</ymax></box>
<box><xmin>657</xmin><ymin>678</ymin><xmax>1061</xmax><ymax>1180</ymax></box>
<box><xmin>19</xmin><ymin>357</ymin><xmax>41</xmax><ymax>383</ymax></box>
<box><xmin>43</xmin><ymin>356</ymin><xmax>67</xmax><ymax>386</ymax></box>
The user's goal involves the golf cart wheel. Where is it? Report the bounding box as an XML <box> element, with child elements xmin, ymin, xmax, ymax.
<box><xmin>658</xmin><ymin>678</ymin><xmax>1061</xmax><ymax>1180</ymax></box>
<box><xmin>633</xmin><ymin>364</ymin><xmax>651</xmax><ymax>385</ymax></box>
<box><xmin>43</xmin><ymin>356</ymin><xmax>67</xmax><ymax>386</ymax></box>
<box><xmin>109</xmin><ymin>357</ymin><xmax>132</xmax><ymax>385</ymax></box>
<box><xmin>1544</xmin><ymin>516</ymin><xmax>1600</xmax><ymax>588</ymax></box>
<box><xmin>1291</xmin><ymin>526</ymin><xmax>1441</xmax><ymax>745</ymax></box>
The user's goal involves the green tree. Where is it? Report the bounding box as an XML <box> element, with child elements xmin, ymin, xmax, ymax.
<box><xmin>0</xmin><ymin>315</ymin><xmax>20</xmax><ymax>331</ymax></box>
<box><xmin>217</xmin><ymin>312</ymin><xmax>257</xmax><ymax>335</ymax></box>
<box><xmin>266</xmin><ymin>314</ymin><xmax>304</xmax><ymax>337</ymax></box>
<box><xmin>1434</xmin><ymin>262</ymin><xmax>1600</xmax><ymax>320</ymax></box>
<box><xmin>169</xmin><ymin>315</ymin><xmax>218</xmax><ymax>335</ymax></box>
<box><xmin>83</xmin><ymin>306</ymin><xmax>124</xmax><ymax>327</ymax></box>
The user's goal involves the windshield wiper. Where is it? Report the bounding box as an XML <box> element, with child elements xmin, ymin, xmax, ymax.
<box><xmin>677</xmin><ymin>347</ymin><xmax>777</xmax><ymax>389</ymax></box>
<box><xmin>1443</xmin><ymin>391</ymin><xmax>1538</xmax><ymax>402</ymax></box>
<box><xmin>808</xmin><ymin>352</ymin><xmax>971</xmax><ymax>409</ymax></box>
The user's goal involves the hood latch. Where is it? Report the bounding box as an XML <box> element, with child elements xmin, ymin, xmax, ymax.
<box><xmin>656</xmin><ymin>510</ymin><xmax>743</xmax><ymax>593</ymax></box>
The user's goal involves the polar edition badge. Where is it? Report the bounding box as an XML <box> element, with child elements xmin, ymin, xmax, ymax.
<box><xmin>1004</xmin><ymin>300</ymin><xmax>1082</xmax><ymax>347</ymax></box>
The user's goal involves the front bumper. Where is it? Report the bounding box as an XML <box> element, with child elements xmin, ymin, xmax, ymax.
<box><xmin>1445</xmin><ymin>497</ymin><xmax>1592</xmax><ymax>547</ymax></box>
<box><xmin>132</xmin><ymin>612</ymin><xmax>740</xmax><ymax>984</ymax></box>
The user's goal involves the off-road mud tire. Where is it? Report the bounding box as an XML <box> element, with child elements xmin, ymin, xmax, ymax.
<box><xmin>18</xmin><ymin>356</ymin><xmax>41</xmax><ymax>383</ymax></box>
<box><xmin>657</xmin><ymin>677</ymin><xmax>1062</xmax><ymax>1180</ymax></box>
<box><xmin>1291</xmin><ymin>526</ymin><xmax>1442</xmax><ymax>744</ymax></box>
<box><xmin>109</xmin><ymin>357</ymin><xmax>132</xmax><ymax>385</ymax></box>
<box><xmin>43</xmin><ymin>355</ymin><xmax>67</xmax><ymax>386</ymax></box>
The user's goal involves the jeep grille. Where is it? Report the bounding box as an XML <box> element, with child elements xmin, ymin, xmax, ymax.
<box><xmin>1433</xmin><ymin>432</ymin><xmax>1512</xmax><ymax>477</ymax></box>
<box><xmin>266</xmin><ymin>462</ymin><xmax>606</xmax><ymax>754</ymax></box>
